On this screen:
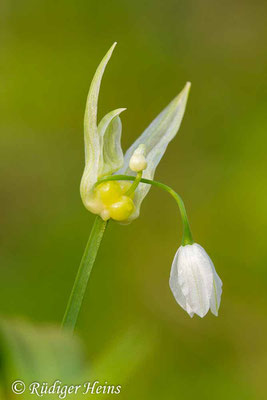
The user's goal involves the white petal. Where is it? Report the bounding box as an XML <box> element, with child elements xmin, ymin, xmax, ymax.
<box><xmin>177</xmin><ymin>244</ymin><xmax>213</xmax><ymax>317</ymax></box>
<box><xmin>169</xmin><ymin>250</ymin><xmax>190</xmax><ymax>315</ymax></box>
<box><xmin>210</xmin><ymin>265</ymin><xmax>223</xmax><ymax>316</ymax></box>
<box><xmin>193</xmin><ymin>244</ymin><xmax>223</xmax><ymax>316</ymax></box>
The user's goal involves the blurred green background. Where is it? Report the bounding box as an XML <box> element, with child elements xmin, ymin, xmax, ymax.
<box><xmin>1</xmin><ymin>0</ymin><xmax>267</xmax><ymax>399</ymax></box>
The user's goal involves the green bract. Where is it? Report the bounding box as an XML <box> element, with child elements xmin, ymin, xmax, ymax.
<box><xmin>80</xmin><ymin>42</ymin><xmax>191</xmax><ymax>223</ymax></box>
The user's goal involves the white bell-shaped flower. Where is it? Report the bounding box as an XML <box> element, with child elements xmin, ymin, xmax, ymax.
<box><xmin>169</xmin><ymin>243</ymin><xmax>222</xmax><ymax>317</ymax></box>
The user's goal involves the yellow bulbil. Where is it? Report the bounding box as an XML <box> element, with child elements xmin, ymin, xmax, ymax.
<box><xmin>109</xmin><ymin>196</ymin><xmax>135</xmax><ymax>221</ymax></box>
<box><xmin>93</xmin><ymin>181</ymin><xmax>135</xmax><ymax>222</ymax></box>
<box><xmin>97</xmin><ymin>181</ymin><xmax>122</xmax><ymax>205</ymax></box>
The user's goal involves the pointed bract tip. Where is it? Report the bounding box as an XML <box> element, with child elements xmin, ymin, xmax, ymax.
<box><xmin>111</xmin><ymin>42</ymin><xmax>117</xmax><ymax>50</ymax></box>
<box><xmin>105</xmin><ymin>42</ymin><xmax>117</xmax><ymax>59</ymax></box>
<box><xmin>183</xmin><ymin>81</ymin><xmax>191</xmax><ymax>94</ymax></box>
<box><xmin>178</xmin><ymin>81</ymin><xmax>191</xmax><ymax>104</ymax></box>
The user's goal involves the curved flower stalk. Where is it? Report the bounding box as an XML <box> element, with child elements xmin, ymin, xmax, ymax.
<box><xmin>169</xmin><ymin>243</ymin><xmax>222</xmax><ymax>317</ymax></box>
<box><xmin>80</xmin><ymin>42</ymin><xmax>191</xmax><ymax>223</ymax></box>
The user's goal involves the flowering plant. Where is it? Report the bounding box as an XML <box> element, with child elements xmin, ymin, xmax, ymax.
<box><xmin>62</xmin><ymin>43</ymin><xmax>222</xmax><ymax>332</ymax></box>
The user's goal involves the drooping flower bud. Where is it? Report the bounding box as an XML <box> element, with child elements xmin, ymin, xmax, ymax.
<box><xmin>169</xmin><ymin>243</ymin><xmax>222</xmax><ymax>317</ymax></box>
<box><xmin>129</xmin><ymin>144</ymin><xmax>147</xmax><ymax>172</ymax></box>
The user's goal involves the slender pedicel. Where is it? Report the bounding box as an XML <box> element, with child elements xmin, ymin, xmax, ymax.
<box><xmin>95</xmin><ymin>175</ymin><xmax>193</xmax><ymax>246</ymax></box>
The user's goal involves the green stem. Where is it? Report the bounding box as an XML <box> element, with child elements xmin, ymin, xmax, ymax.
<box><xmin>125</xmin><ymin>171</ymin><xmax>142</xmax><ymax>196</ymax></box>
<box><xmin>96</xmin><ymin>175</ymin><xmax>193</xmax><ymax>246</ymax></box>
<box><xmin>62</xmin><ymin>216</ymin><xmax>107</xmax><ymax>333</ymax></box>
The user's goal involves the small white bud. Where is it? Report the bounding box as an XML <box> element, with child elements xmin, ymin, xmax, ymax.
<box><xmin>129</xmin><ymin>144</ymin><xmax>147</xmax><ymax>172</ymax></box>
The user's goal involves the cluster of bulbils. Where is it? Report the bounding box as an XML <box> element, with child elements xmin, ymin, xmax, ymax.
<box><xmin>89</xmin><ymin>180</ymin><xmax>135</xmax><ymax>221</ymax></box>
<box><xmin>88</xmin><ymin>145</ymin><xmax>147</xmax><ymax>222</ymax></box>
<box><xmin>80</xmin><ymin>43</ymin><xmax>222</xmax><ymax>318</ymax></box>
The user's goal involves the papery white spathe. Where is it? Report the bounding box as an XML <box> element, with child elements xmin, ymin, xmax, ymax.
<box><xmin>169</xmin><ymin>243</ymin><xmax>222</xmax><ymax>317</ymax></box>
<box><xmin>80</xmin><ymin>42</ymin><xmax>191</xmax><ymax>223</ymax></box>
